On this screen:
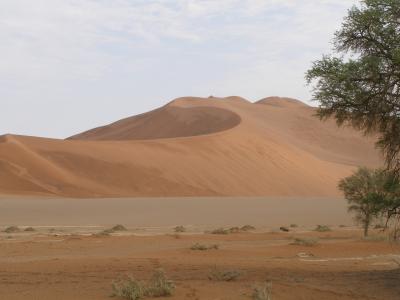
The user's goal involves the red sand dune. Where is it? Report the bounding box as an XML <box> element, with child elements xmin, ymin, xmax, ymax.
<box><xmin>0</xmin><ymin>96</ymin><xmax>382</xmax><ymax>197</ymax></box>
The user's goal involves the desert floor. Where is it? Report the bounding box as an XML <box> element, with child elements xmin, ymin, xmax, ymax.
<box><xmin>0</xmin><ymin>197</ymin><xmax>399</xmax><ymax>300</ymax></box>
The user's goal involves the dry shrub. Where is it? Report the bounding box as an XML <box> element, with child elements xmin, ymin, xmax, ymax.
<box><xmin>291</xmin><ymin>237</ymin><xmax>319</xmax><ymax>247</ymax></box>
<box><xmin>252</xmin><ymin>282</ymin><xmax>272</xmax><ymax>300</ymax></box>
<box><xmin>4</xmin><ymin>226</ymin><xmax>20</xmax><ymax>233</ymax></box>
<box><xmin>315</xmin><ymin>225</ymin><xmax>331</xmax><ymax>232</ymax></box>
<box><xmin>112</xmin><ymin>269</ymin><xmax>174</xmax><ymax>300</ymax></box>
<box><xmin>190</xmin><ymin>243</ymin><xmax>219</xmax><ymax>251</ymax></box>
<box><xmin>208</xmin><ymin>267</ymin><xmax>242</xmax><ymax>281</ymax></box>
<box><xmin>174</xmin><ymin>225</ymin><xmax>186</xmax><ymax>233</ymax></box>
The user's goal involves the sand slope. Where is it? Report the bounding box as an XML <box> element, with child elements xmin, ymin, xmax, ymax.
<box><xmin>0</xmin><ymin>96</ymin><xmax>382</xmax><ymax>197</ymax></box>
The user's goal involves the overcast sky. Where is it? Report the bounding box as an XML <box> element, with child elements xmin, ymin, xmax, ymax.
<box><xmin>1</xmin><ymin>0</ymin><xmax>359</xmax><ymax>138</ymax></box>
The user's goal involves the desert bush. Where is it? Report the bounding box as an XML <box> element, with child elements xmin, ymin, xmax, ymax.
<box><xmin>146</xmin><ymin>269</ymin><xmax>175</xmax><ymax>297</ymax></box>
<box><xmin>112</xmin><ymin>269</ymin><xmax>174</xmax><ymax>300</ymax></box>
<box><xmin>240</xmin><ymin>225</ymin><xmax>255</xmax><ymax>231</ymax></box>
<box><xmin>112</xmin><ymin>276</ymin><xmax>145</xmax><ymax>300</ymax></box>
<box><xmin>210</xmin><ymin>228</ymin><xmax>230</xmax><ymax>235</ymax></box>
<box><xmin>229</xmin><ymin>227</ymin><xmax>240</xmax><ymax>233</ymax></box>
<box><xmin>112</xmin><ymin>224</ymin><xmax>127</xmax><ymax>231</ymax></box>
<box><xmin>315</xmin><ymin>225</ymin><xmax>331</xmax><ymax>232</ymax></box>
<box><xmin>291</xmin><ymin>237</ymin><xmax>319</xmax><ymax>247</ymax></box>
<box><xmin>290</xmin><ymin>224</ymin><xmax>298</xmax><ymax>228</ymax></box>
<box><xmin>24</xmin><ymin>227</ymin><xmax>35</xmax><ymax>232</ymax></box>
<box><xmin>279</xmin><ymin>226</ymin><xmax>289</xmax><ymax>232</ymax></box>
<box><xmin>190</xmin><ymin>243</ymin><xmax>219</xmax><ymax>251</ymax></box>
<box><xmin>4</xmin><ymin>226</ymin><xmax>20</xmax><ymax>233</ymax></box>
<box><xmin>174</xmin><ymin>225</ymin><xmax>186</xmax><ymax>233</ymax></box>
<box><xmin>252</xmin><ymin>282</ymin><xmax>272</xmax><ymax>300</ymax></box>
<box><xmin>208</xmin><ymin>267</ymin><xmax>241</xmax><ymax>281</ymax></box>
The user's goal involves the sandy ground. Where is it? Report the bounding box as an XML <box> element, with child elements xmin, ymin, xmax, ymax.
<box><xmin>0</xmin><ymin>196</ymin><xmax>352</xmax><ymax>228</ymax></box>
<box><xmin>0</xmin><ymin>228</ymin><xmax>399</xmax><ymax>300</ymax></box>
<box><xmin>0</xmin><ymin>197</ymin><xmax>399</xmax><ymax>300</ymax></box>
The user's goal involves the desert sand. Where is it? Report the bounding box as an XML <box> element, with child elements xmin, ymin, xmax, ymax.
<box><xmin>0</xmin><ymin>226</ymin><xmax>399</xmax><ymax>300</ymax></box>
<box><xmin>0</xmin><ymin>96</ymin><xmax>382</xmax><ymax>198</ymax></box>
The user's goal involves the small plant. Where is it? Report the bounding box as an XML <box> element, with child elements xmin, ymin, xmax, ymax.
<box><xmin>291</xmin><ymin>237</ymin><xmax>319</xmax><ymax>247</ymax></box>
<box><xmin>94</xmin><ymin>229</ymin><xmax>114</xmax><ymax>237</ymax></box>
<box><xmin>290</xmin><ymin>224</ymin><xmax>298</xmax><ymax>228</ymax></box>
<box><xmin>279</xmin><ymin>226</ymin><xmax>289</xmax><ymax>232</ymax></box>
<box><xmin>240</xmin><ymin>225</ymin><xmax>255</xmax><ymax>231</ymax></box>
<box><xmin>208</xmin><ymin>267</ymin><xmax>242</xmax><ymax>281</ymax></box>
<box><xmin>146</xmin><ymin>269</ymin><xmax>175</xmax><ymax>297</ymax></box>
<box><xmin>112</xmin><ymin>224</ymin><xmax>127</xmax><ymax>231</ymax></box>
<box><xmin>112</xmin><ymin>269</ymin><xmax>174</xmax><ymax>299</ymax></box>
<box><xmin>229</xmin><ymin>227</ymin><xmax>240</xmax><ymax>233</ymax></box>
<box><xmin>4</xmin><ymin>226</ymin><xmax>20</xmax><ymax>233</ymax></box>
<box><xmin>24</xmin><ymin>227</ymin><xmax>35</xmax><ymax>232</ymax></box>
<box><xmin>210</xmin><ymin>228</ymin><xmax>230</xmax><ymax>235</ymax></box>
<box><xmin>174</xmin><ymin>225</ymin><xmax>186</xmax><ymax>233</ymax></box>
<box><xmin>315</xmin><ymin>225</ymin><xmax>331</xmax><ymax>232</ymax></box>
<box><xmin>112</xmin><ymin>276</ymin><xmax>145</xmax><ymax>300</ymax></box>
<box><xmin>252</xmin><ymin>282</ymin><xmax>272</xmax><ymax>300</ymax></box>
<box><xmin>190</xmin><ymin>243</ymin><xmax>219</xmax><ymax>251</ymax></box>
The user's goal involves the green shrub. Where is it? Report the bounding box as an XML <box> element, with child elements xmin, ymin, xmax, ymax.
<box><xmin>315</xmin><ymin>225</ymin><xmax>331</xmax><ymax>232</ymax></box>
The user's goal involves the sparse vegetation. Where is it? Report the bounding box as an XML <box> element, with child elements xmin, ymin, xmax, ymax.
<box><xmin>240</xmin><ymin>225</ymin><xmax>255</xmax><ymax>231</ymax></box>
<box><xmin>111</xmin><ymin>224</ymin><xmax>127</xmax><ymax>231</ymax></box>
<box><xmin>252</xmin><ymin>282</ymin><xmax>273</xmax><ymax>300</ymax></box>
<box><xmin>190</xmin><ymin>243</ymin><xmax>219</xmax><ymax>251</ymax></box>
<box><xmin>24</xmin><ymin>227</ymin><xmax>35</xmax><ymax>232</ymax></box>
<box><xmin>210</xmin><ymin>228</ymin><xmax>231</xmax><ymax>235</ymax></box>
<box><xmin>208</xmin><ymin>267</ymin><xmax>242</xmax><ymax>281</ymax></box>
<box><xmin>229</xmin><ymin>226</ymin><xmax>240</xmax><ymax>233</ymax></box>
<box><xmin>279</xmin><ymin>226</ymin><xmax>289</xmax><ymax>232</ymax></box>
<box><xmin>4</xmin><ymin>226</ymin><xmax>20</xmax><ymax>233</ymax></box>
<box><xmin>290</xmin><ymin>224</ymin><xmax>298</xmax><ymax>228</ymax></box>
<box><xmin>174</xmin><ymin>225</ymin><xmax>186</xmax><ymax>233</ymax></box>
<box><xmin>291</xmin><ymin>237</ymin><xmax>319</xmax><ymax>247</ymax></box>
<box><xmin>112</xmin><ymin>268</ymin><xmax>174</xmax><ymax>300</ymax></box>
<box><xmin>314</xmin><ymin>225</ymin><xmax>331</xmax><ymax>232</ymax></box>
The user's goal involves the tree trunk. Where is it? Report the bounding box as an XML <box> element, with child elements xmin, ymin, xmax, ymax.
<box><xmin>364</xmin><ymin>218</ymin><xmax>370</xmax><ymax>237</ymax></box>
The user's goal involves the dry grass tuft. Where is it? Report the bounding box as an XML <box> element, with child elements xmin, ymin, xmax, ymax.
<box><xmin>190</xmin><ymin>243</ymin><xmax>219</xmax><ymax>251</ymax></box>
<box><xmin>112</xmin><ymin>268</ymin><xmax>174</xmax><ymax>300</ymax></box>
<box><xmin>252</xmin><ymin>282</ymin><xmax>273</xmax><ymax>300</ymax></box>
<box><xmin>208</xmin><ymin>267</ymin><xmax>242</xmax><ymax>281</ymax></box>
<box><xmin>291</xmin><ymin>237</ymin><xmax>319</xmax><ymax>247</ymax></box>
<box><xmin>4</xmin><ymin>226</ymin><xmax>20</xmax><ymax>233</ymax></box>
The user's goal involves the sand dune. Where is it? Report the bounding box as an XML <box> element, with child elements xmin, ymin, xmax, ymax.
<box><xmin>0</xmin><ymin>96</ymin><xmax>382</xmax><ymax>197</ymax></box>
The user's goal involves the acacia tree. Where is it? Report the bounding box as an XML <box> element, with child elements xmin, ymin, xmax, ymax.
<box><xmin>306</xmin><ymin>0</ymin><xmax>400</xmax><ymax>172</ymax></box>
<box><xmin>338</xmin><ymin>167</ymin><xmax>388</xmax><ymax>236</ymax></box>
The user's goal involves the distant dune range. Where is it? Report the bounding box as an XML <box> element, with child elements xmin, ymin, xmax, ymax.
<box><xmin>0</xmin><ymin>96</ymin><xmax>382</xmax><ymax>197</ymax></box>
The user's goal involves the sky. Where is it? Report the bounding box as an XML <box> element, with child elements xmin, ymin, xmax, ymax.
<box><xmin>1</xmin><ymin>0</ymin><xmax>359</xmax><ymax>139</ymax></box>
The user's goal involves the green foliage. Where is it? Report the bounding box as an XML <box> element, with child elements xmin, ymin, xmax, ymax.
<box><xmin>306</xmin><ymin>0</ymin><xmax>400</xmax><ymax>172</ymax></box>
<box><xmin>111</xmin><ymin>269</ymin><xmax>174</xmax><ymax>300</ymax></box>
<box><xmin>339</xmin><ymin>167</ymin><xmax>390</xmax><ymax>236</ymax></box>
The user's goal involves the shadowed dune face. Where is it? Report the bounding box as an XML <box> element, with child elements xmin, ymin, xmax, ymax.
<box><xmin>0</xmin><ymin>96</ymin><xmax>383</xmax><ymax>198</ymax></box>
<box><xmin>68</xmin><ymin>105</ymin><xmax>241</xmax><ymax>141</ymax></box>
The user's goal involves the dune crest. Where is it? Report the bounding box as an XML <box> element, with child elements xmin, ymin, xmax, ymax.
<box><xmin>0</xmin><ymin>96</ymin><xmax>382</xmax><ymax>198</ymax></box>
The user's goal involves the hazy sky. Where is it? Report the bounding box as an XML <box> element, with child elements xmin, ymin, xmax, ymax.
<box><xmin>1</xmin><ymin>0</ymin><xmax>358</xmax><ymax>138</ymax></box>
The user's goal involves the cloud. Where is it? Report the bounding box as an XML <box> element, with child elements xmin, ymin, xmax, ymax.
<box><xmin>0</xmin><ymin>0</ymin><xmax>359</xmax><ymax>137</ymax></box>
